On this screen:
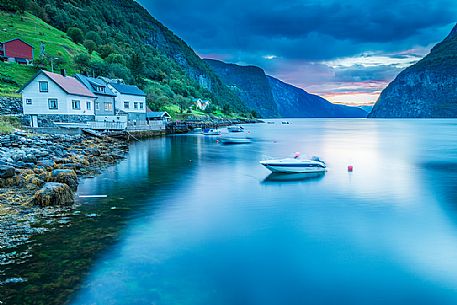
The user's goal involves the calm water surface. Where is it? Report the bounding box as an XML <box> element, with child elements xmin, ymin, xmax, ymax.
<box><xmin>4</xmin><ymin>119</ymin><xmax>457</xmax><ymax>305</ymax></box>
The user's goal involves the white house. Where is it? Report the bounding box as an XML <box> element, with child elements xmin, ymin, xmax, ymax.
<box><xmin>19</xmin><ymin>70</ymin><xmax>96</xmax><ymax>128</ymax></box>
<box><xmin>103</xmin><ymin>80</ymin><xmax>147</xmax><ymax>126</ymax></box>
<box><xmin>194</xmin><ymin>98</ymin><xmax>210</xmax><ymax>111</ymax></box>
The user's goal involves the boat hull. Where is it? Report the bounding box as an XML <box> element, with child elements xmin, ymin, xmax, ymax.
<box><xmin>260</xmin><ymin>159</ymin><xmax>326</xmax><ymax>173</ymax></box>
<box><xmin>263</xmin><ymin>165</ymin><xmax>326</xmax><ymax>173</ymax></box>
<box><xmin>221</xmin><ymin>138</ymin><xmax>252</xmax><ymax>145</ymax></box>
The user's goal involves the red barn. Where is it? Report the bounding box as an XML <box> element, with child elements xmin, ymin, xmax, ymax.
<box><xmin>0</xmin><ymin>38</ymin><xmax>34</xmax><ymax>64</ymax></box>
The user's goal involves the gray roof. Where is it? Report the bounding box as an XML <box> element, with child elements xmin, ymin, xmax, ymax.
<box><xmin>109</xmin><ymin>82</ymin><xmax>146</xmax><ymax>97</ymax></box>
<box><xmin>75</xmin><ymin>74</ymin><xmax>116</xmax><ymax>97</ymax></box>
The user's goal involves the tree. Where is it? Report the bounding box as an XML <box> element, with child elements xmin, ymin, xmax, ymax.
<box><xmin>98</xmin><ymin>44</ymin><xmax>114</xmax><ymax>59</ymax></box>
<box><xmin>176</xmin><ymin>95</ymin><xmax>190</xmax><ymax>113</ymax></box>
<box><xmin>73</xmin><ymin>53</ymin><xmax>91</xmax><ymax>73</ymax></box>
<box><xmin>105</xmin><ymin>53</ymin><xmax>125</xmax><ymax>65</ymax></box>
<box><xmin>85</xmin><ymin>31</ymin><xmax>101</xmax><ymax>44</ymax></box>
<box><xmin>129</xmin><ymin>53</ymin><xmax>144</xmax><ymax>83</ymax></box>
<box><xmin>83</xmin><ymin>39</ymin><xmax>97</xmax><ymax>54</ymax></box>
<box><xmin>222</xmin><ymin>104</ymin><xmax>231</xmax><ymax>115</ymax></box>
<box><xmin>67</xmin><ymin>27</ymin><xmax>84</xmax><ymax>44</ymax></box>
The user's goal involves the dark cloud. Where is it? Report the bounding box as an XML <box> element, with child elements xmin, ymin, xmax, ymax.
<box><xmin>140</xmin><ymin>0</ymin><xmax>457</xmax><ymax>104</ymax></box>
<box><xmin>142</xmin><ymin>0</ymin><xmax>456</xmax><ymax>60</ymax></box>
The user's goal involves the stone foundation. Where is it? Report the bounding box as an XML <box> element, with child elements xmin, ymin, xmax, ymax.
<box><xmin>0</xmin><ymin>97</ymin><xmax>22</xmax><ymax>115</ymax></box>
<box><xmin>22</xmin><ymin>114</ymin><xmax>95</xmax><ymax>128</ymax></box>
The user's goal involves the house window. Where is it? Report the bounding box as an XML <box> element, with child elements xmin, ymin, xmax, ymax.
<box><xmin>124</xmin><ymin>101</ymin><xmax>129</xmax><ymax>109</ymax></box>
<box><xmin>134</xmin><ymin>102</ymin><xmax>138</xmax><ymax>109</ymax></box>
<box><xmin>39</xmin><ymin>81</ymin><xmax>48</xmax><ymax>92</ymax></box>
<box><xmin>72</xmin><ymin>100</ymin><xmax>81</xmax><ymax>110</ymax></box>
<box><xmin>140</xmin><ymin>102</ymin><xmax>144</xmax><ymax>109</ymax></box>
<box><xmin>48</xmin><ymin>98</ymin><xmax>58</xmax><ymax>110</ymax></box>
<box><xmin>26</xmin><ymin>99</ymin><xmax>32</xmax><ymax>105</ymax></box>
<box><xmin>86</xmin><ymin>101</ymin><xmax>91</xmax><ymax>110</ymax></box>
<box><xmin>104</xmin><ymin>102</ymin><xmax>113</xmax><ymax>111</ymax></box>
<box><xmin>95</xmin><ymin>102</ymin><xmax>100</xmax><ymax>111</ymax></box>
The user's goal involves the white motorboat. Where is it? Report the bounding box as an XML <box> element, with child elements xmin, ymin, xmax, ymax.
<box><xmin>220</xmin><ymin>137</ymin><xmax>252</xmax><ymax>145</ymax></box>
<box><xmin>227</xmin><ymin>126</ymin><xmax>244</xmax><ymax>133</ymax></box>
<box><xmin>260</xmin><ymin>156</ymin><xmax>326</xmax><ymax>173</ymax></box>
<box><xmin>203</xmin><ymin>128</ymin><xmax>221</xmax><ymax>135</ymax></box>
<box><xmin>190</xmin><ymin>127</ymin><xmax>203</xmax><ymax>134</ymax></box>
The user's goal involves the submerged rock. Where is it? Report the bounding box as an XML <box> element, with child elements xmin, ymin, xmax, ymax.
<box><xmin>0</xmin><ymin>165</ymin><xmax>16</xmax><ymax>179</ymax></box>
<box><xmin>33</xmin><ymin>182</ymin><xmax>74</xmax><ymax>206</ymax></box>
<box><xmin>50</xmin><ymin>169</ymin><xmax>78</xmax><ymax>191</ymax></box>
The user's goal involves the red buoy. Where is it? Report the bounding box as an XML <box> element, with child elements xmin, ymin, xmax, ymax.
<box><xmin>348</xmin><ymin>165</ymin><xmax>353</xmax><ymax>172</ymax></box>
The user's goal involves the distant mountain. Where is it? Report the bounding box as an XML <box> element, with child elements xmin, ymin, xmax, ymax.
<box><xmin>205</xmin><ymin>59</ymin><xmax>367</xmax><ymax>118</ymax></box>
<box><xmin>370</xmin><ymin>23</ymin><xmax>457</xmax><ymax>118</ymax></box>
<box><xmin>203</xmin><ymin>59</ymin><xmax>279</xmax><ymax>117</ymax></box>
<box><xmin>268</xmin><ymin>76</ymin><xmax>367</xmax><ymax>118</ymax></box>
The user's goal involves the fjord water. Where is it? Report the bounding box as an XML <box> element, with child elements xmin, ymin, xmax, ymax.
<box><xmin>5</xmin><ymin>119</ymin><xmax>457</xmax><ymax>304</ymax></box>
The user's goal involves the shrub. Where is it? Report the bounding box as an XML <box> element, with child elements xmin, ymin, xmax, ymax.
<box><xmin>67</xmin><ymin>27</ymin><xmax>84</xmax><ymax>44</ymax></box>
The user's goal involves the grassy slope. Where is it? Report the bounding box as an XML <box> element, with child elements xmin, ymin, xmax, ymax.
<box><xmin>0</xmin><ymin>11</ymin><xmax>99</xmax><ymax>96</ymax></box>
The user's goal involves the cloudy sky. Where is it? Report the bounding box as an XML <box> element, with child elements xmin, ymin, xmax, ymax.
<box><xmin>140</xmin><ymin>0</ymin><xmax>457</xmax><ymax>106</ymax></box>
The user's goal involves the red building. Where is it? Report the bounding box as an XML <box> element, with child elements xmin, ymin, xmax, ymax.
<box><xmin>0</xmin><ymin>38</ymin><xmax>34</xmax><ymax>64</ymax></box>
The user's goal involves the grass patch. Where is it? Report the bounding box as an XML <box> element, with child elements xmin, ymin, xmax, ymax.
<box><xmin>0</xmin><ymin>11</ymin><xmax>100</xmax><ymax>96</ymax></box>
<box><xmin>0</xmin><ymin>116</ymin><xmax>20</xmax><ymax>134</ymax></box>
<box><xmin>0</xmin><ymin>62</ymin><xmax>37</xmax><ymax>96</ymax></box>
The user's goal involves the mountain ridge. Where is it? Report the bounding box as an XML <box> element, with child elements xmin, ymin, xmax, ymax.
<box><xmin>370</xmin><ymin>23</ymin><xmax>457</xmax><ymax>118</ymax></box>
<box><xmin>205</xmin><ymin>59</ymin><xmax>367</xmax><ymax>118</ymax></box>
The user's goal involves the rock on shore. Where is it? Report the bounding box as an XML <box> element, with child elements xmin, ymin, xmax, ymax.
<box><xmin>0</xmin><ymin>131</ymin><xmax>129</xmax><ymax>255</ymax></box>
<box><xmin>33</xmin><ymin>182</ymin><xmax>74</xmax><ymax>206</ymax></box>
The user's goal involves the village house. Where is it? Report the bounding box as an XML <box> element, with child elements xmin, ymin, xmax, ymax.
<box><xmin>19</xmin><ymin>70</ymin><xmax>96</xmax><ymax>128</ymax></box>
<box><xmin>193</xmin><ymin>98</ymin><xmax>211</xmax><ymax>111</ymax></box>
<box><xmin>75</xmin><ymin>74</ymin><xmax>127</xmax><ymax>129</ymax></box>
<box><xmin>146</xmin><ymin>109</ymin><xmax>171</xmax><ymax>125</ymax></box>
<box><xmin>101</xmin><ymin>79</ymin><xmax>147</xmax><ymax>126</ymax></box>
<box><xmin>0</xmin><ymin>38</ymin><xmax>34</xmax><ymax>64</ymax></box>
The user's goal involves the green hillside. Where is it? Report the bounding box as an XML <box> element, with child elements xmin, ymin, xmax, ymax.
<box><xmin>0</xmin><ymin>11</ymin><xmax>99</xmax><ymax>96</ymax></box>
<box><xmin>0</xmin><ymin>0</ymin><xmax>251</xmax><ymax>117</ymax></box>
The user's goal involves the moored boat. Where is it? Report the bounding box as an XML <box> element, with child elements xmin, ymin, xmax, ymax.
<box><xmin>260</xmin><ymin>156</ymin><xmax>326</xmax><ymax>173</ymax></box>
<box><xmin>203</xmin><ymin>128</ymin><xmax>221</xmax><ymax>135</ymax></box>
<box><xmin>220</xmin><ymin>137</ymin><xmax>252</xmax><ymax>145</ymax></box>
<box><xmin>227</xmin><ymin>126</ymin><xmax>244</xmax><ymax>133</ymax></box>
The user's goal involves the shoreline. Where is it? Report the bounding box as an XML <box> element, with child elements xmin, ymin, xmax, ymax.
<box><xmin>0</xmin><ymin>131</ymin><xmax>131</xmax><ymax>268</ymax></box>
<box><xmin>0</xmin><ymin>118</ymin><xmax>258</xmax><ymax>272</ymax></box>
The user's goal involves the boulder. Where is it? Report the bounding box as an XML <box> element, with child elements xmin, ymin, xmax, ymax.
<box><xmin>33</xmin><ymin>182</ymin><xmax>74</xmax><ymax>206</ymax></box>
<box><xmin>50</xmin><ymin>169</ymin><xmax>78</xmax><ymax>191</ymax></box>
<box><xmin>0</xmin><ymin>165</ymin><xmax>15</xmax><ymax>179</ymax></box>
<box><xmin>38</xmin><ymin>160</ymin><xmax>55</xmax><ymax>168</ymax></box>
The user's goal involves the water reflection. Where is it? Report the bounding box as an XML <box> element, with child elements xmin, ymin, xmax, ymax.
<box><xmin>5</xmin><ymin>119</ymin><xmax>457</xmax><ymax>305</ymax></box>
<box><xmin>262</xmin><ymin>172</ymin><xmax>325</xmax><ymax>183</ymax></box>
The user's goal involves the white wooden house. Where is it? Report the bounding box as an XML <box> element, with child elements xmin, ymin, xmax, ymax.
<box><xmin>19</xmin><ymin>70</ymin><xmax>96</xmax><ymax>128</ymax></box>
<box><xmin>103</xmin><ymin>80</ymin><xmax>147</xmax><ymax>126</ymax></box>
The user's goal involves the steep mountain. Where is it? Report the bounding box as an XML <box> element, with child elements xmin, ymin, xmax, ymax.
<box><xmin>0</xmin><ymin>0</ymin><xmax>246</xmax><ymax>113</ymax></box>
<box><xmin>204</xmin><ymin>59</ymin><xmax>279</xmax><ymax>117</ymax></box>
<box><xmin>205</xmin><ymin>59</ymin><xmax>367</xmax><ymax>118</ymax></box>
<box><xmin>370</xmin><ymin>23</ymin><xmax>457</xmax><ymax>118</ymax></box>
<box><xmin>267</xmin><ymin>76</ymin><xmax>367</xmax><ymax>118</ymax></box>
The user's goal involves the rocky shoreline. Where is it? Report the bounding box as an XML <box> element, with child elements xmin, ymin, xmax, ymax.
<box><xmin>0</xmin><ymin>131</ymin><xmax>129</xmax><ymax>266</ymax></box>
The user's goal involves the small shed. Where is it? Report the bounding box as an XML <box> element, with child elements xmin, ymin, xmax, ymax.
<box><xmin>0</xmin><ymin>38</ymin><xmax>34</xmax><ymax>64</ymax></box>
<box><xmin>146</xmin><ymin>110</ymin><xmax>171</xmax><ymax>122</ymax></box>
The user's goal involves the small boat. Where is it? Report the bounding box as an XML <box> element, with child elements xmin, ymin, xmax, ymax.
<box><xmin>281</xmin><ymin>121</ymin><xmax>290</xmax><ymax>125</ymax></box>
<box><xmin>220</xmin><ymin>137</ymin><xmax>252</xmax><ymax>145</ymax></box>
<box><xmin>203</xmin><ymin>128</ymin><xmax>221</xmax><ymax>135</ymax></box>
<box><xmin>227</xmin><ymin>126</ymin><xmax>244</xmax><ymax>133</ymax></box>
<box><xmin>190</xmin><ymin>127</ymin><xmax>203</xmax><ymax>134</ymax></box>
<box><xmin>260</xmin><ymin>156</ymin><xmax>326</xmax><ymax>173</ymax></box>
